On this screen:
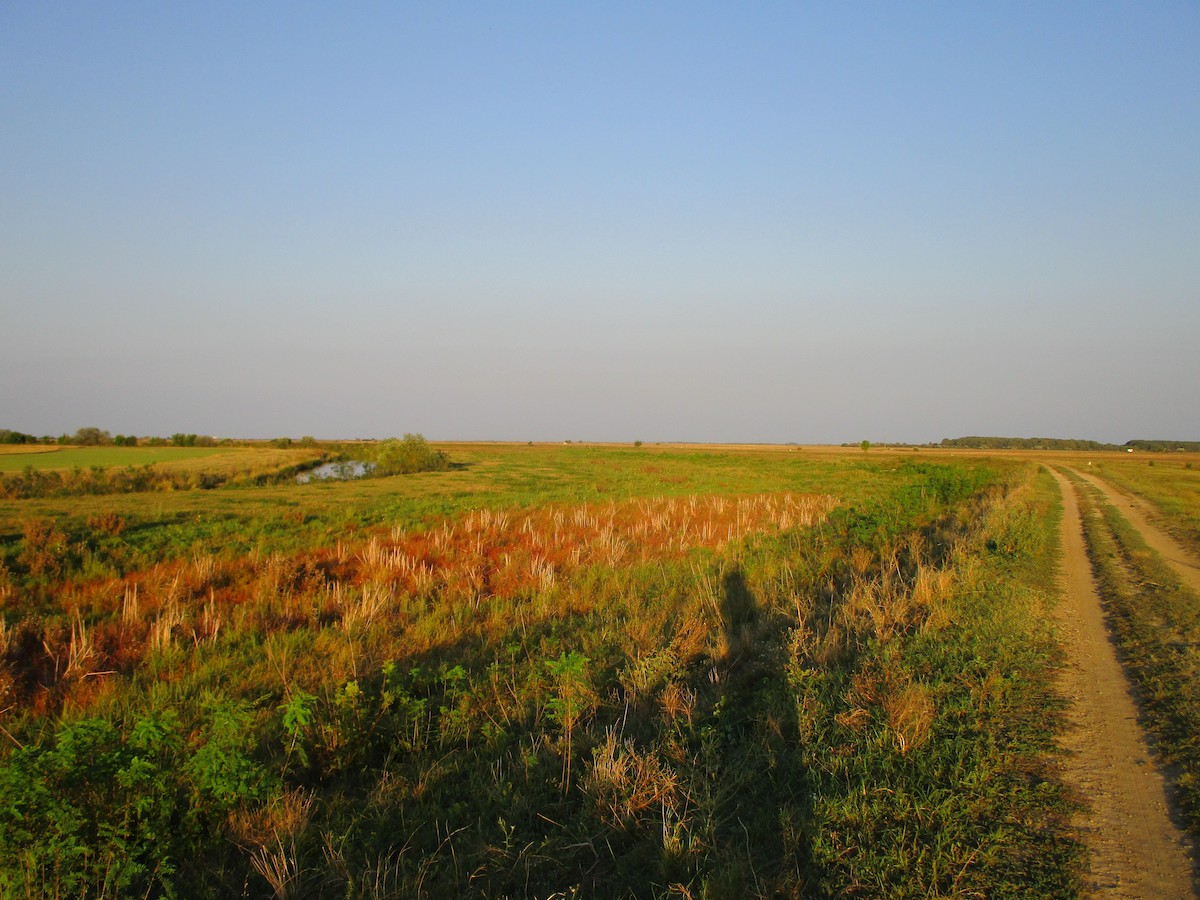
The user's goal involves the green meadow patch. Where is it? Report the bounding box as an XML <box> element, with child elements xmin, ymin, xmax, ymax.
<box><xmin>0</xmin><ymin>446</ymin><xmax>231</xmax><ymax>473</ymax></box>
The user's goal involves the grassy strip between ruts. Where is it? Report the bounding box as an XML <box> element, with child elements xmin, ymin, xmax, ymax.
<box><xmin>1086</xmin><ymin>458</ymin><xmax>1200</xmax><ymax>560</ymax></box>
<box><xmin>1069</xmin><ymin>470</ymin><xmax>1200</xmax><ymax>837</ymax></box>
<box><xmin>0</xmin><ymin>457</ymin><xmax>1082</xmax><ymax>897</ymax></box>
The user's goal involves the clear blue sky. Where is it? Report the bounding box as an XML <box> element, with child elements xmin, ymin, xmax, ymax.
<box><xmin>3</xmin><ymin>2</ymin><xmax>1197</xmax><ymax>443</ymax></box>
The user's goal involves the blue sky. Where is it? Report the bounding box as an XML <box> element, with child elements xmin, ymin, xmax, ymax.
<box><xmin>2</xmin><ymin>3</ymin><xmax>1197</xmax><ymax>443</ymax></box>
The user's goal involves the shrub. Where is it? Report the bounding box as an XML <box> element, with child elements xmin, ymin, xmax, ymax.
<box><xmin>372</xmin><ymin>433</ymin><xmax>448</xmax><ymax>475</ymax></box>
<box><xmin>0</xmin><ymin>713</ymin><xmax>202</xmax><ymax>897</ymax></box>
<box><xmin>18</xmin><ymin>518</ymin><xmax>72</xmax><ymax>579</ymax></box>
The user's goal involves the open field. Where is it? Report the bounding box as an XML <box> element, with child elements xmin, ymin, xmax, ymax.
<box><xmin>0</xmin><ymin>446</ymin><xmax>329</xmax><ymax>501</ymax></box>
<box><xmin>5</xmin><ymin>441</ymin><xmax>1193</xmax><ymax>897</ymax></box>
<box><xmin>0</xmin><ymin>445</ymin><xmax>317</xmax><ymax>474</ymax></box>
<box><xmin>0</xmin><ymin>445</ymin><xmax>60</xmax><ymax>457</ymax></box>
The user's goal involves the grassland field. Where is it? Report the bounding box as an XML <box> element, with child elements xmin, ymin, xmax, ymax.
<box><xmin>0</xmin><ymin>445</ymin><xmax>310</xmax><ymax>474</ymax></box>
<box><xmin>0</xmin><ymin>446</ymin><xmax>60</xmax><ymax>457</ymax></box>
<box><xmin>1</xmin><ymin>441</ymin><xmax>1198</xmax><ymax>897</ymax></box>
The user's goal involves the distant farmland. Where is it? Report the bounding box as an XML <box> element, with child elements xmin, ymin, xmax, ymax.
<box><xmin>0</xmin><ymin>445</ymin><xmax>231</xmax><ymax>472</ymax></box>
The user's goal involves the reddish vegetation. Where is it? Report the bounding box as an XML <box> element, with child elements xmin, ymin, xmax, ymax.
<box><xmin>5</xmin><ymin>493</ymin><xmax>835</xmax><ymax>715</ymax></box>
<box><xmin>345</xmin><ymin>493</ymin><xmax>835</xmax><ymax>599</ymax></box>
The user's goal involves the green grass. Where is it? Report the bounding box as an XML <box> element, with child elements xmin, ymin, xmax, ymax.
<box><xmin>0</xmin><ymin>446</ymin><xmax>232</xmax><ymax>472</ymax></box>
<box><xmin>0</xmin><ymin>444</ymin><xmax>905</xmax><ymax>576</ymax></box>
<box><xmin>0</xmin><ymin>446</ymin><xmax>1084</xmax><ymax>897</ymax></box>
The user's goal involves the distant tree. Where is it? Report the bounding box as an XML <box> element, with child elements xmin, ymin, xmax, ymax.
<box><xmin>861</xmin><ymin>440</ymin><xmax>871</xmax><ymax>452</ymax></box>
<box><xmin>171</xmin><ymin>434</ymin><xmax>198</xmax><ymax>447</ymax></box>
<box><xmin>298</xmin><ymin>436</ymin><xmax>317</xmax><ymax>448</ymax></box>
<box><xmin>271</xmin><ymin>437</ymin><xmax>293</xmax><ymax>449</ymax></box>
<box><xmin>634</xmin><ymin>440</ymin><xmax>644</xmax><ymax>448</ymax></box>
<box><xmin>941</xmin><ymin>436</ymin><xmax>1123</xmax><ymax>451</ymax></box>
<box><xmin>1126</xmin><ymin>439</ymin><xmax>1200</xmax><ymax>452</ymax></box>
<box><xmin>0</xmin><ymin>429</ymin><xmax>35</xmax><ymax>444</ymax></box>
<box><xmin>73</xmin><ymin>427</ymin><xmax>111</xmax><ymax>446</ymax></box>
<box><xmin>195</xmin><ymin>435</ymin><xmax>216</xmax><ymax>447</ymax></box>
<box><xmin>373</xmin><ymin>433</ymin><xmax>448</xmax><ymax>475</ymax></box>
<box><xmin>113</xmin><ymin>435</ymin><xmax>127</xmax><ymax>446</ymax></box>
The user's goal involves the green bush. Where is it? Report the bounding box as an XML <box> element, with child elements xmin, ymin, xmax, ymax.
<box><xmin>0</xmin><ymin>713</ymin><xmax>193</xmax><ymax>897</ymax></box>
<box><xmin>371</xmin><ymin>433</ymin><xmax>449</xmax><ymax>475</ymax></box>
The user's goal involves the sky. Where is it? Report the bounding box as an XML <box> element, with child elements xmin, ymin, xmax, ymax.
<box><xmin>2</xmin><ymin>3</ymin><xmax>1197</xmax><ymax>444</ymax></box>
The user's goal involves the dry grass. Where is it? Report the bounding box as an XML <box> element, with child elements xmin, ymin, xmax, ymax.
<box><xmin>153</xmin><ymin>448</ymin><xmax>323</xmax><ymax>478</ymax></box>
<box><xmin>0</xmin><ymin>445</ymin><xmax>60</xmax><ymax>456</ymax></box>
<box><xmin>352</xmin><ymin>493</ymin><xmax>836</xmax><ymax>604</ymax></box>
<box><xmin>229</xmin><ymin>788</ymin><xmax>315</xmax><ymax>851</ymax></box>
<box><xmin>586</xmin><ymin>728</ymin><xmax>681</xmax><ymax>831</ymax></box>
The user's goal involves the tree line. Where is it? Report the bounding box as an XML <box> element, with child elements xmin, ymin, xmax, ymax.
<box><xmin>940</xmin><ymin>436</ymin><xmax>1200</xmax><ymax>452</ymax></box>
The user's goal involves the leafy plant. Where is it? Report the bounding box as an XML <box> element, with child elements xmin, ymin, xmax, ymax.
<box><xmin>371</xmin><ymin>433</ymin><xmax>449</xmax><ymax>475</ymax></box>
<box><xmin>545</xmin><ymin>650</ymin><xmax>595</xmax><ymax>790</ymax></box>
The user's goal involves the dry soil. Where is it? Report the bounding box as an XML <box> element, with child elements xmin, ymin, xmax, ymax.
<box><xmin>1050</xmin><ymin>467</ymin><xmax>1198</xmax><ymax>897</ymax></box>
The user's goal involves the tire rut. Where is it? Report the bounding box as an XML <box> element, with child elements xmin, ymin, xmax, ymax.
<box><xmin>1068</xmin><ymin>467</ymin><xmax>1200</xmax><ymax>597</ymax></box>
<box><xmin>1048</xmin><ymin>466</ymin><xmax>1197</xmax><ymax>898</ymax></box>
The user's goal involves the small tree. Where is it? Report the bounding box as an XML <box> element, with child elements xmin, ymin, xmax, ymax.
<box><xmin>544</xmin><ymin>651</ymin><xmax>595</xmax><ymax>791</ymax></box>
<box><xmin>861</xmin><ymin>440</ymin><xmax>871</xmax><ymax>452</ymax></box>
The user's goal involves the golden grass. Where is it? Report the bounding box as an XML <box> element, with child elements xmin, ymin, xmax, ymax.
<box><xmin>0</xmin><ymin>445</ymin><xmax>60</xmax><ymax>456</ymax></box>
<box><xmin>151</xmin><ymin>448</ymin><xmax>323</xmax><ymax>477</ymax></box>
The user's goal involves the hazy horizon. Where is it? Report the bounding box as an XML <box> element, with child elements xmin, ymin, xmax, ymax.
<box><xmin>3</xmin><ymin>4</ymin><xmax>1198</xmax><ymax>445</ymax></box>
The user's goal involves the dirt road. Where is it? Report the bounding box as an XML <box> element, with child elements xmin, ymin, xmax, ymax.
<box><xmin>1048</xmin><ymin>467</ymin><xmax>1197</xmax><ymax>897</ymax></box>
<box><xmin>1070</xmin><ymin>468</ymin><xmax>1200</xmax><ymax>597</ymax></box>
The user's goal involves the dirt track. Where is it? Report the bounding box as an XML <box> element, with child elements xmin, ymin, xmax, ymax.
<box><xmin>1049</xmin><ymin>467</ymin><xmax>1197</xmax><ymax>897</ymax></box>
<box><xmin>1070</xmin><ymin>468</ymin><xmax>1200</xmax><ymax>597</ymax></box>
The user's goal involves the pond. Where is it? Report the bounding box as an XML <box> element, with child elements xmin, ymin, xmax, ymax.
<box><xmin>296</xmin><ymin>460</ymin><xmax>375</xmax><ymax>483</ymax></box>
